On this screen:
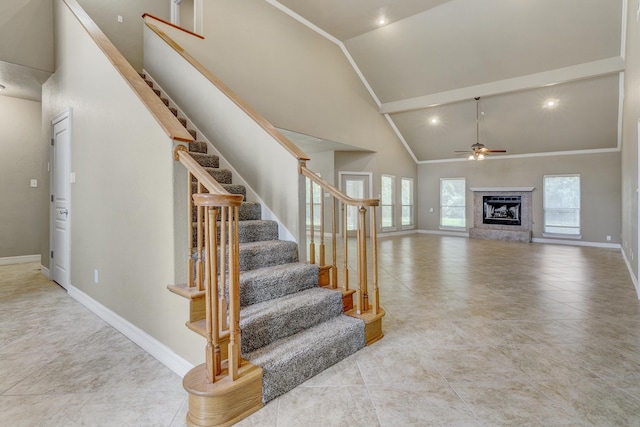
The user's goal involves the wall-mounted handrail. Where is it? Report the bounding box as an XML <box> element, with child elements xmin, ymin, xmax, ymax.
<box><xmin>63</xmin><ymin>0</ymin><xmax>193</xmax><ymax>143</ymax></box>
<box><xmin>142</xmin><ymin>13</ymin><xmax>204</xmax><ymax>40</ymax></box>
<box><xmin>144</xmin><ymin>21</ymin><xmax>310</xmax><ymax>162</ymax></box>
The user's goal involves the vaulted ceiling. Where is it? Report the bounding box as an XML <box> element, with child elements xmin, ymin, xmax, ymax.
<box><xmin>275</xmin><ymin>0</ymin><xmax>624</xmax><ymax>162</ymax></box>
<box><xmin>0</xmin><ymin>1</ymin><xmax>625</xmax><ymax>163</ymax></box>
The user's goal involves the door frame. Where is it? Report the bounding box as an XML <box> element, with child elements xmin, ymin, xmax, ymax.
<box><xmin>338</xmin><ymin>171</ymin><xmax>373</xmax><ymax>237</ymax></box>
<box><xmin>50</xmin><ymin>109</ymin><xmax>72</xmax><ymax>288</ymax></box>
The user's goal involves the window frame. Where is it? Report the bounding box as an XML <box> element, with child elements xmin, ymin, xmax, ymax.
<box><xmin>439</xmin><ymin>177</ymin><xmax>467</xmax><ymax>230</ymax></box>
<box><xmin>543</xmin><ymin>174</ymin><xmax>581</xmax><ymax>239</ymax></box>
<box><xmin>381</xmin><ymin>174</ymin><xmax>396</xmax><ymax>231</ymax></box>
<box><xmin>401</xmin><ymin>177</ymin><xmax>414</xmax><ymax>229</ymax></box>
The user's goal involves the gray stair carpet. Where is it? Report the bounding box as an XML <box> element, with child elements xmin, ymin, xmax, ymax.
<box><xmin>243</xmin><ymin>314</ymin><xmax>365</xmax><ymax>403</ymax></box>
<box><xmin>144</xmin><ymin>74</ymin><xmax>367</xmax><ymax>405</ymax></box>
<box><xmin>238</xmin><ymin>240</ymin><xmax>298</xmax><ymax>271</ymax></box>
<box><xmin>239</xmin><ymin>262</ymin><xmax>319</xmax><ymax>307</ymax></box>
<box><xmin>240</xmin><ymin>287</ymin><xmax>344</xmax><ymax>354</ymax></box>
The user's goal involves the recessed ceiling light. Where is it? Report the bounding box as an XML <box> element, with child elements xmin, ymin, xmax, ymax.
<box><xmin>544</xmin><ymin>99</ymin><xmax>559</xmax><ymax>108</ymax></box>
<box><xmin>377</xmin><ymin>17</ymin><xmax>388</xmax><ymax>26</ymax></box>
<box><xmin>430</xmin><ymin>117</ymin><xmax>439</xmax><ymax>125</ymax></box>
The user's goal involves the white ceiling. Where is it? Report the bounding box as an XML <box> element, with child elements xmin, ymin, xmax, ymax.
<box><xmin>276</xmin><ymin>0</ymin><xmax>625</xmax><ymax>162</ymax></box>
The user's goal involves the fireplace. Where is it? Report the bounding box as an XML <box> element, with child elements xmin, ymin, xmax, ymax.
<box><xmin>469</xmin><ymin>187</ymin><xmax>534</xmax><ymax>242</ymax></box>
<box><xmin>483</xmin><ymin>196</ymin><xmax>521</xmax><ymax>226</ymax></box>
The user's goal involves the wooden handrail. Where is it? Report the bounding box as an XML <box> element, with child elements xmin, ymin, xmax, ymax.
<box><xmin>300</xmin><ymin>164</ymin><xmax>379</xmax><ymax>207</ymax></box>
<box><xmin>174</xmin><ymin>146</ymin><xmax>239</xmax><ymax>201</ymax></box>
<box><xmin>62</xmin><ymin>0</ymin><xmax>193</xmax><ymax>143</ymax></box>
<box><xmin>142</xmin><ymin>13</ymin><xmax>204</xmax><ymax>39</ymax></box>
<box><xmin>144</xmin><ymin>21</ymin><xmax>310</xmax><ymax>162</ymax></box>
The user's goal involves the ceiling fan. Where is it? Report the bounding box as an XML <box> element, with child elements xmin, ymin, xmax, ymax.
<box><xmin>455</xmin><ymin>97</ymin><xmax>506</xmax><ymax>160</ymax></box>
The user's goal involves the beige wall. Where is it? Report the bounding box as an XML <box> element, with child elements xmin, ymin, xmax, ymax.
<box><xmin>147</xmin><ymin>0</ymin><xmax>416</xmax><ymax>233</ymax></box>
<box><xmin>76</xmin><ymin>0</ymin><xmax>170</xmax><ymax>71</ymax></box>
<box><xmin>0</xmin><ymin>96</ymin><xmax>48</xmax><ymax>258</ymax></box>
<box><xmin>622</xmin><ymin>3</ymin><xmax>640</xmax><ymax>282</ymax></box>
<box><xmin>42</xmin><ymin>0</ymin><xmax>201</xmax><ymax>364</ymax></box>
<box><xmin>418</xmin><ymin>152</ymin><xmax>621</xmax><ymax>244</ymax></box>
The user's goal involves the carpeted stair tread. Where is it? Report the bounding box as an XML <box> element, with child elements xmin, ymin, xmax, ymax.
<box><xmin>191</xmin><ymin>201</ymin><xmax>261</xmax><ymax>222</ymax></box>
<box><xmin>169</xmin><ymin>107</ymin><xmax>179</xmax><ymax>117</ymax></box>
<box><xmin>200</xmin><ymin>167</ymin><xmax>232</xmax><ymax>184</ymax></box>
<box><xmin>188</xmin><ymin>129</ymin><xmax>197</xmax><ymax>139</ymax></box>
<box><xmin>178</xmin><ymin>117</ymin><xmax>187</xmax><ymax>128</ymax></box>
<box><xmin>239</xmin><ymin>240</ymin><xmax>298</xmax><ymax>271</ymax></box>
<box><xmin>190</xmin><ymin>152</ymin><xmax>219</xmax><ymax>168</ymax></box>
<box><xmin>189</xmin><ymin>141</ymin><xmax>207</xmax><ymax>153</ymax></box>
<box><xmin>239</xmin><ymin>262</ymin><xmax>319</xmax><ymax>307</ymax></box>
<box><xmin>240</xmin><ymin>287</ymin><xmax>343</xmax><ymax>354</ymax></box>
<box><xmin>244</xmin><ymin>314</ymin><xmax>365</xmax><ymax>403</ymax></box>
<box><xmin>191</xmin><ymin>219</ymin><xmax>278</xmax><ymax>244</ymax></box>
<box><xmin>160</xmin><ymin>97</ymin><xmax>169</xmax><ymax>107</ymax></box>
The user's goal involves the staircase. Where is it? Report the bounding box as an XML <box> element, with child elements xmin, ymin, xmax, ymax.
<box><xmin>142</xmin><ymin>75</ymin><xmax>366</xmax><ymax>408</ymax></box>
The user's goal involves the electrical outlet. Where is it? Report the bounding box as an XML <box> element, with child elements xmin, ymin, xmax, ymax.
<box><xmin>94</xmin><ymin>269</ymin><xmax>99</xmax><ymax>284</ymax></box>
<box><xmin>117</xmin><ymin>15</ymin><xmax>123</xmax><ymax>23</ymax></box>
<box><xmin>429</xmin><ymin>208</ymin><xmax>434</xmax><ymax>213</ymax></box>
<box><xmin>30</xmin><ymin>179</ymin><xmax>38</xmax><ymax>188</ymax></box>
<box><xmin>606</xmin><ymin>235</ymin><xmax>611</xmax><ymax>241</ymax></box>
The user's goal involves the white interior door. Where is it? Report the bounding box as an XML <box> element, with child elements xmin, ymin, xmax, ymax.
<box><xmin>340</xmin><ymin>173</ymin><xmax>371</xmax><ymax>237</ymax></box>
<box><xmin>51</xmin><ymin>112</ymin><xmax>71</xmax><ymax>289</ymax></box>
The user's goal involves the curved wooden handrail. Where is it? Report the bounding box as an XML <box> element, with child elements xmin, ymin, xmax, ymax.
<box><xmin>63</xmin><ymin>0</ymin><xmax>193</xmax><ymax>143</ymax></box>
<box><xmin>174</xmin><ymin>146</ymin><xmax>240</xmax><ymax>204</ymax></box>
<box><xmin>193</xmin><ymin>193</ymin><xmax>243</xmax><ymax>207</ymax></box>
<box><xmin>142</xmin><ymin>13</ymin><xmax>204</xmax><ymax>40</ymax></box>
<box><xmin>145</xmin><ymin>22</ymin><xmax>310</xmax><ymax>162</ymax></box>
<box><xmin>300</xmin><ymin>164</ymin><xmax>379</xmax><ymax>207</ymax></box>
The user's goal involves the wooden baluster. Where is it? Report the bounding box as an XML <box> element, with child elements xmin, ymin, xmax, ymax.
<box><xmin>208</xmin><ymin>207</ymin><xmax>221</xmax><ymax>376</ymax></box>
<box><xmin>331</xmin><ymin>197</ymin><xmax>338</xmax><ymax>289</ymax></box>
<box><xmin>228</xmin><ymin>206</ymin><xmax>241</xmax><ymax>380</ymax></box>
<box><xmin>371</xmin><ymin>206</ymin><xmax>379</xmax><ymax>315</ymax></box>
<box><xmin>309</xmin><ymin>179</ymin><xmax>316</xmax><ymax>264</ymax></box>
<box><xmin>319</xmin><ymin>188</ymin><xmax>325</xmax><ymax>266</ymax></box>
<box><xmin>187</xmin><ymin>172</ymin><xmax>194</xmax><ymax>289</ymax></box>
<box><xmin>357</xmin><ymin>206</ymin><xmax>368</xmax><ymax>314</ymax></box>
<box><xmin>203</xmin><ymin>206</ymin><xmax>215</xmax><ymax>383</ymax></box>
<box><xmin>342</xmin><ymin>203</ymin><xmax>349</xmax><ymax>292</ymax></box>
<box><xmin>219</xmin><ymin>207</ymin><xmax>228</xmax><ymax>331</ymax></box>
<box><xmin>196</xmin><ymin>182</ymin><xmax>205</xmax><ymax>291</ymax></box>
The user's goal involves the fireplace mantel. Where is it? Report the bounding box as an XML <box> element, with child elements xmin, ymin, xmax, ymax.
<box><xmin>469</xmin><ymin>187</ymin><xmax>535</xmax><ymax>192</ymax></box>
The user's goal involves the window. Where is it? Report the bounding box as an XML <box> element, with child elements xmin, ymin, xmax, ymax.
<box><xmin>544</xmin><ymin>175</ymin><xmax>580</xmax><ymax>236</ymax></box>
<box><xmin>440</xmin><ymin>178</ymin><xmax>466</xmax><ymax>228</ymax></box>
<box><xmin>381</xmin><ymin>175</ymin><xmax>395</xmax><ymax>229</ymax></box>
<box><xmin>401</xmin><ymin>177</ymin><xmax>414</xmax><ymax>228</ymax></box>
<box><xmin>305</xmin><ymin>176</ymin><xmax>322</xmax><ymax>230</ymax></box>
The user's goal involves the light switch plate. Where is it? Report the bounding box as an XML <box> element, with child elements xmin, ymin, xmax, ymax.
<box><xmin>30</xmin><ymin>179</ymin><xmax>38</xmax><ymax>188</ymax></box>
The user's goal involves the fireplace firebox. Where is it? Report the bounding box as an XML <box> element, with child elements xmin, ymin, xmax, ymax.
<box><xmin>483</xmin><ymin>196</ymin><xmax>521</xmax><ymax>226</ymax></box>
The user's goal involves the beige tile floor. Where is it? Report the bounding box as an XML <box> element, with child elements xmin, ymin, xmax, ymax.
<box><xmin>2</xmin><ymin>234</ymin><xmax>640</xmax><ymax>426</ymax></box>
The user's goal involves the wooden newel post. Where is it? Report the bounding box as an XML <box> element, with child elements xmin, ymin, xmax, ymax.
<box><xmin>357</xmin><ymin>206</ymin><xmax>368</xmax><ymax>314</ymax></box>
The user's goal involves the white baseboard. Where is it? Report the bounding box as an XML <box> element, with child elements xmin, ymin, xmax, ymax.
<box><xmin>67</xmin><ymin>284</ymin><xmax>194</xmax><ymax>377</ymax></box>
<box><xmin>0</xmin><ymin>254</ymin><xmax>41</xmax><ymax>266</ymax></box>
<box><xmin>532</xmin><ymin>238</ymin><xmax>621</xmax><ymax>249</ymax></box>
<box><xmin>378</xmin><ymin>229</ymin><xmax>419</xmax><ymax>238</ymax></box>
<box><xmin>621</xmin><ymin>248</ymin><xmax>639</xmax><ymax>299</ymax></box>
<box><xmin>40</xmin><ymin>265</ymin><xmax>50</xmax><ymax>278</ymax></box>
<box><xmin>418</xmin><ymin>229</ymin><xmax>469</xmax><ymax>237</ymax></box>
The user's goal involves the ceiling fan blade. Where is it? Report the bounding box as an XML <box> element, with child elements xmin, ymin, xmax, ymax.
<box><xmin>454</xmin><ymin>150</ymin><xmax>471</xmax><ymax>153</ymax></box>
<box><xmin>486</xmin><ymin>150</ymin><xmax>507</xmax><ymax>153</ymax></box>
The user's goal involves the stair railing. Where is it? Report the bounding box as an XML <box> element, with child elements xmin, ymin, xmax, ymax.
<box><xmin>300</xmin><ymin>162</ymin><xmax>381</xmax><ymax>317</ymax></box>
<box><xmin>174</xmin><ymin>145</ymin><xmax>244</xmax><ymax>383</ymax></box>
